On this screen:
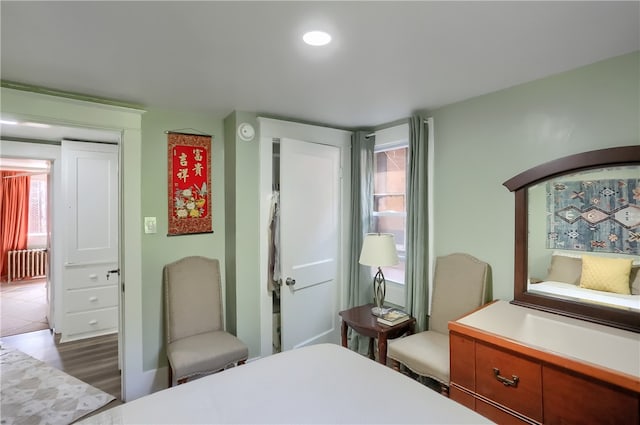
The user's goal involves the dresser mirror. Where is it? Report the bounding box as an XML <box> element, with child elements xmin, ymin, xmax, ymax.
<box><xmin>503</xmin><ymin>146</ymin><xmax>640</xmax><ymax>332</ymax></box>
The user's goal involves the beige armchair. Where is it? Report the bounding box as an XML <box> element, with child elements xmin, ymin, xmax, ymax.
<box><xmin>164</xmin><ymin>256</ymin><xmax>248</xmax><ymax>386</ymax></box>
<box><xmin>387</xmin><ymin>253</ymin><xmax>489</xmax><ymax>395</ymax></box>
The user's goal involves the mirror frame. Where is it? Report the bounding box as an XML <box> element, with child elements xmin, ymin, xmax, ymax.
<box><xmin>503</xmin><ymin>146</ymin><xmax>640</xmax><ymax>333</ymax></box>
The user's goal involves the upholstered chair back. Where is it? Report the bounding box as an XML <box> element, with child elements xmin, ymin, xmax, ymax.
<box><xmin>164</xmin><ymin>256</ymin><xmax>224</xmax><ymax>344</ymax></box>
<box><xmin>429</xmin><ymin>253</ymin><xmax>489</xmax><ymax>334</ymax></box>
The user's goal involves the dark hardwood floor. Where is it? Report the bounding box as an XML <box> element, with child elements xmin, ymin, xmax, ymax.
<box><xmin>0</xmin><ymin>329</ymin><xmax>122</xmax><ymax>401</ymax></box>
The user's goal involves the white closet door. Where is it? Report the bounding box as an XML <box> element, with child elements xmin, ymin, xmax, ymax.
<box><xmin>61</xmin><ymin>140</ymin><xmax>119</xmax><ymax>342</ymax></box>
<box><xmin>279</xmin><ymin>138</ymin><xmax>340</xmax><ymax>350</ymax></box>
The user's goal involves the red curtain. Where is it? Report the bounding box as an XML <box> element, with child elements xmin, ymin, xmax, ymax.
<box><xmin>0</xmin><ymin>171</ymin><xmax>31</xmax><ymax>280</ymax></box>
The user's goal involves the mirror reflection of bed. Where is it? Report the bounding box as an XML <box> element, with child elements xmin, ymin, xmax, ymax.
<box><xmin>527</xmin><ymin>165</ymin><xmax>640</xmax><ymax>314</ymax></box>
<box><xmin>528</xmin><ymin>252</ymin><xmax>639</xmax><ymax>313</ymax></box>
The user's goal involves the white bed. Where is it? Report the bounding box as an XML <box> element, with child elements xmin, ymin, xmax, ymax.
<box><xmin>529</xmin><ymin>280</ymin><xmax>640</xmax><ymax>312</ymax></box>
<box><xmin>79</xmin><ymin>343</ymin><xmax>491</xmax><ymax>424</ymax></box>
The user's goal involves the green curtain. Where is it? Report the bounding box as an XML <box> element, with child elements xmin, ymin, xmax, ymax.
<box><xmin>347</xmin><ymin>131</ymin><xmax>375</xmax><ymax>352</ymax></box>
<box><xmin>405</xmin><ymin>116</ymin><xmax>430</xmax><ymax>332</ymax></box>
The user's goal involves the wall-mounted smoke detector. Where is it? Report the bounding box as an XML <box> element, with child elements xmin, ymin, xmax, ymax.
<box><xmin>237</xmin><ymin>122</ymin><xmax>255</xmax><ymax>142</ymax></box>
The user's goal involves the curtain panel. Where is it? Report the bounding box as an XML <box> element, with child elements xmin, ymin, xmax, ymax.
<box><xmin>0</xmin><ymin>171</ymin><xmax>31</xmax><ymax>280</ymax></box>
<box><xmin>347</xmin><ymin>131</ymin><xmax>375</xmax><ymax>352</ymax></box>
<box><xmin>405</xmin><ymin>116</ymin><xmax>430</xmax><ymax>332</ymax></box>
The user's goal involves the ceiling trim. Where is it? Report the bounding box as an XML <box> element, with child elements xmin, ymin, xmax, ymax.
<box><xmin>1</xmin><ymin>80</ymin><xmax>145</xmax><ymax>111</ymax></box>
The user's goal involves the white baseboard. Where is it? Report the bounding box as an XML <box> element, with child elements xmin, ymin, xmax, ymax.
<box><xmin>124</xmin><ymin>366</ymin><xmax>169</xmax><ymax>401</ymax></box>
<box><xmin>126</xmin><ymin>359</ymin><xmax>264</xmax><ymax>401</ymax></box>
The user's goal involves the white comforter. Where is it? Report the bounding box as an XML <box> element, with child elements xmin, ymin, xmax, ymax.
<box><xmin>79</xmin><ymin>343</ymin><xmax>491</xmax><ymax>424</ymax></box>
<box><xmin>529</xmin><ymin>280</ymin><xmax>640</xmax><ymax>311</ymax></box>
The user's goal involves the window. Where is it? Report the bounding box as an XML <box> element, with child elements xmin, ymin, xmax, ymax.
<box><xmin>371</xmin><ymin>123</ymin><xmax>409</xmax><ymax>289</ymax></box>
<box><xmin>27</xmin><ymin>173</ymin><xmax>48</xmax><ymax>248</ymax></box>
<box><xmin>373</xmin><ymin>145</ymin><xmax>407</xmax><ymax>284</ymax></box>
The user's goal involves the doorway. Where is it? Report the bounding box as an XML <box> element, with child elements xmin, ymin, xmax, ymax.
<box><xmin>0</xmin><ymin>157</ymin><xmax>51</xmax><ymax>338</ymax></box>
<box><xmin>0</xmin><ymin>89</ymin><xmax>145</xmax><ymax>401</ymax></box>
<box><xmin>0</xmin><ymin>133</ymin><xmax>122</xmax><ymax>398</ymax></box>
<box><xmin>258</xmin><ymin>117</ymin><xmax>352</xmax><ymax>358</ymax></box>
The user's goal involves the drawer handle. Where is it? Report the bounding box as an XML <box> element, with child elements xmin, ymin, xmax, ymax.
<box><xmin>89</xmin><ymin>320</ymin><xmax>98</xmax><ymax>325</ymax></box>
<box><xmin>89</xmin><ymin>296</ymin><xmax>98</xmax><ymax>302</ymax></box>
<box><xmin>493</xmin><ymin>368</ymin><xmax>519</xmax><ymax>387</ymax></box>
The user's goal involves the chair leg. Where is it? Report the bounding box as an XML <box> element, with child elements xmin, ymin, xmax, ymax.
<box><xmin>168</xmin><ymin>364</ymin><xmax>188</xmax><ymax>386</ymax></box>
<box><xmin>171</xmin><ymin>360</ymin><xmax>246</xmax><ymax>388</ymax></box>
<box><xmin>439</xmin><ymin>383</ymin><xmax>449</xmax><ymax>397</ymax></box>
<box><xmin>390</xmin><ymin>359</ymin><xmax>401</xmax><ymax>372</ymax></box>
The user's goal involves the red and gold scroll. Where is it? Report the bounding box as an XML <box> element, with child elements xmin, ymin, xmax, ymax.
<box><xmin>167</xmin><ymin>133</ymin><xmax>212</xmax><ymax>235</ymax></box>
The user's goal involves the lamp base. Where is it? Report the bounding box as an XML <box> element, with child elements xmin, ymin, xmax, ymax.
<box><xmin>372</xmin><ymin>267</ymin><xmax>387</xmax><ymax>316</ymax></box>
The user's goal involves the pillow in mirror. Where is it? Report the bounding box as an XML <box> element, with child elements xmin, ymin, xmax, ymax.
<box><xmin>579</xmin><ymin>255</ymin><xmax>634</xmax><ymax>295</ymax></box>
<box><xmin>631</xmin><ymin>266</ymin><xmax>640</xmax><ymax>295</ymax></box>
<box><xmin>551</xmin><ymin>250</ymin><xmax>582</xmax><ymax>259</ymax></box>
<box><xmin>546</xmin><ymin>255</ymin><xmax>582</xmax><ymax>285</ymax></box>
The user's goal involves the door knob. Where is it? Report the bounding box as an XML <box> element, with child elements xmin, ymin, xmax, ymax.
<box><xmin>285</xmin><ymin>277</ymin><xmax>296</xmax><ymax>286</ymax></box>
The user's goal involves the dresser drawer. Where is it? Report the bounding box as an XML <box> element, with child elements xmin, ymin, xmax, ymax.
<box><xmin>543</xmin><ymin>365</ymin><xmax>640</xmax><ymax>425</ymax></box>
<box><xmin>66</xmin><ymin>286</ymin><xmax>118</xmax><ymax>313</ymax></box>
<box><xmin>450</xmin><ymin>332</ymin><xmax>475</xmax><ymax>390</ymax></box>
<box><xmin>475</xmin><ymin>342</ymin><xmax>542</xmax><ymax>422</ymax></box>
<box><xmin>64</xmin><ymin>264</ymin><xmax>117</xmax><ymax>289</ymax></box>
<box><xmin>450</xmin><ymin>385</ymin><xmax>475</xmax><ymax>410</ymax></box>
<box><xmin>65</xmin><ymin>307</ymin><xmax>118</xmax><ymax>337</ymax></box>
<box><xmin>476</xmin><ymin>397</ymin><xmax>533</xmax><ymax>425</ymax></box>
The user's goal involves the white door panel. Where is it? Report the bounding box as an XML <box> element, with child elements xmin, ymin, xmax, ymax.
<box><xmin>63</xmin><ymin>140</ymin><xmax>118</xmax><ymax>265</ymax></box>
<box><xmin>284</xmin><ymin>280</ymin><xmax>336</xmax><ymax>348</ymax></box>
<box><xmin>291</xmin><ymin>258</ymin><xmax>334</xmax><ymax>291</ymax></box>
<box><xmin>280</xmin><ymin>138</ymin><xmax>340</xmax><ymax>350</ymax></box>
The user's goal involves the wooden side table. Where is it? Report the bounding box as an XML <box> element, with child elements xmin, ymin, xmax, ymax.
<box><xmin>338</xmin><ymin>303</ymin><xmax>416</xmax><ymax>365</ymax></box>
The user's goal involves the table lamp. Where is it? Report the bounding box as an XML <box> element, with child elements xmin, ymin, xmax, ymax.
<box><xmin>359</xmin><ymin>233</ymin><xmax>399</xmax><ymax>315</ymax></box>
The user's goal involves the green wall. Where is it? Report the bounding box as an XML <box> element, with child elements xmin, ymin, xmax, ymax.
<box><xmin>140</xmin><ymin>108</ymin><xmax>262</xmax><ymax>371</ymax></box>
<box><xmin>431</xmin><ymin>51</ymin><xmax>639</xmax><ymax>301</ymax></box>
<box><xmin>140</xmin><ymin>109</ymin><xmax>225</xmax><ymax>371</ymax></box>
<box><xmin>223</xmin><ymin>111</ymin><xmax>261</xmax><ymax>358</ymax></box>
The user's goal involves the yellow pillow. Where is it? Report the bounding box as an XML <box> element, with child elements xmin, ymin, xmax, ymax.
<box><xmin>579</xmin><ymin>255</ymin><xmax>633</xmax><ymax>295</ymax></box>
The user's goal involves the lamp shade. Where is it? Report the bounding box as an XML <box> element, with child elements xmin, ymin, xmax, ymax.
<box><xmin>359</xmin><ymin>233</ymin><xmax>399</xmax><ymax>267</ymax></box>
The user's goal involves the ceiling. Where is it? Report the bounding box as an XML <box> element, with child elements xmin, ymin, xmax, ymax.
<box><xmin>1</xmin><ymin>1</ymin><xmax>638</xmax><ymax>129</ymax></box>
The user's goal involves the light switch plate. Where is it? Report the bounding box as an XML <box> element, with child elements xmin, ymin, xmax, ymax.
<box><xmin>144</xmin><ymin>216</ymin><xmax>157</xmax><ymax>234</ymax></box>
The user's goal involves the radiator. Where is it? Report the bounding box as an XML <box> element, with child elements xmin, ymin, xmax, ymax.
<box><xmin>7</xmin><ymin>249</ymin><xmax>48</xmax><ymax>283</ymax></box>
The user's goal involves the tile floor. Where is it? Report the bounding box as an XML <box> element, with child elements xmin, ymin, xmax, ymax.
<box><xmin>0</xmin><ymin>279</ymin><xmax>49</xmax><ymax>337</ymax></box>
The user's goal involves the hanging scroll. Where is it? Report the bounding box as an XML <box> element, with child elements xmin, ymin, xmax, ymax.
<box><xmin>167</xmin><ymin>132</ymin><xmax>213</xmax><ymax>236</ymax></box>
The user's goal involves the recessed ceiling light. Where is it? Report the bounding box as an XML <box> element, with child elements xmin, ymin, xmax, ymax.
<box><xmin>303</xmin><ymin>31</ymin><xmax>331</xmax><ymax>46</ymax></box>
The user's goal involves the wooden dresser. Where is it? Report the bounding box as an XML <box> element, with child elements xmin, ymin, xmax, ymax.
<box><xmin>449</xmin><ymin>300</ymin><xmax>640</xmax><ymax>424</ymax></box>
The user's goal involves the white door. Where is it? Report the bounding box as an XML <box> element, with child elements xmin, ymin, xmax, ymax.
<box><xmin>61</xmin><ymin>140</ymin><xmax>120</xmax><ymax>342</ymax></box>
<box><xmin>279</xmin><ymin>138</ymin><xmax>341</xmax><ymax>350</ymax></box>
